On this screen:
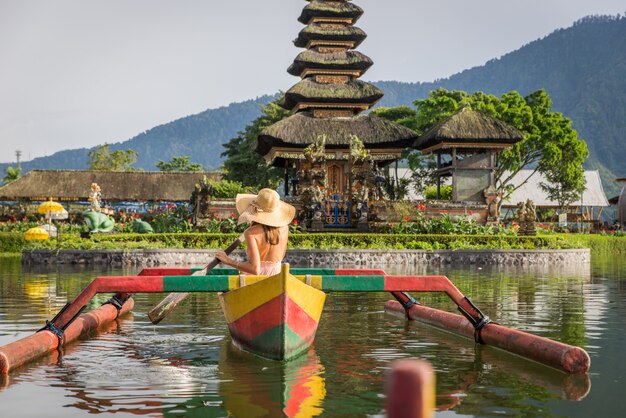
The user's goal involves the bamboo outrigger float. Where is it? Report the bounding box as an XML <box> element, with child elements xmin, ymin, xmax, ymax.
<box><xmin>0</xmin><ymin>264</ymin><xmax>590</xmax><ymax>375</ymax></box>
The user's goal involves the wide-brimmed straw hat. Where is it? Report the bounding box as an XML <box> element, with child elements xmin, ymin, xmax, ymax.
<box><xmin>235</xmin><ymin>188</ymin><xmax>296</xmax><ymax>227</ymax></box>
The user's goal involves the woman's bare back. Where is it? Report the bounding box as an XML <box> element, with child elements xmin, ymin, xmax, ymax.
<box><xmin>246</xmin><ymin>223</ymin><xmax>288</xmax><ymax>263</ymax></box>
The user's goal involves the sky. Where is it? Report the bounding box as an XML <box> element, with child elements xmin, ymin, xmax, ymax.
<box><xmin>1</xmin><ymin>0</ymin><xmax>624</xmax><ymax>164</ymax></box>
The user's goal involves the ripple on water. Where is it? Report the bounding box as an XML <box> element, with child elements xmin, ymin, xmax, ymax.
<box><xmin>1</xmin><ymin>259</ymin><xmax>625</xmax><ymax>417</ymax></box>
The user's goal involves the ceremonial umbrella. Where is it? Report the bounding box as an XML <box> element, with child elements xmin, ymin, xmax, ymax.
<box><xmin>25</xmin><ymin>226</ymin><xmax>49</xmax><ymax>241</ymax></box>
<box><xmin>48</xmin><ymin>208</ymin><xmax>69</xmax><ymax>221</ymax></box>
<box><xmin>38</xmin><ymin>199</ymin><xmax>64</xmax><ymax>218</ymax></box>
<box><xmin>37</xmin><ymin>198</ymin><xmax>65</xmax><ymax>239</ymax></box>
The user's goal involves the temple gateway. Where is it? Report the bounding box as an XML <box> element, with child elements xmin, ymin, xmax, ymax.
<box><xmin>256</xmin><ymin>0</ymin><xmax>418</xmax><ymax>230</ymax></box>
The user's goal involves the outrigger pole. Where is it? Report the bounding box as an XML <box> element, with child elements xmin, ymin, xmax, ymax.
<box><xmin>387</xmin><ymin>292</ymin><xmax>590</xmax><ymax>374</ymax></box>
<box><xmin>1</xmin><ymin>268</ymin><xmax>590</xmax><ymax>374</ymax></box>
<box><xmin>0</xmin><ymin>293</ymin><xmax>133</xmax><ymax>374</ymax></box>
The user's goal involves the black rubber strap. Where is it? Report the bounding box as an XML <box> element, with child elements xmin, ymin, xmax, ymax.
<box><xmin>472</xmin><ymin>316</ymin><xmax>492</xmax><ymax>344</ymax></box>
<box><xmin>103</xmin><ymin>293</ymin><xmax>130</xmax><ymax>318</ymax></box>
<box><xmin>40</xmin><ymin>321</ymin><xmax>65</xmax><ymax>347</ymax></box>
<box><xmin>400</xmin><ymin>293</ymin><xmax>420</xmax><ymax>310</ymax></box>
<box><xmin>457</xmin><ymin>297</ymin><xmax>493</xmax><ymax>344</ymax></box>
<box><xmin>392</xmin><ymin>292</ymin><xmax>421</xmax><ymax>320</ymax></box>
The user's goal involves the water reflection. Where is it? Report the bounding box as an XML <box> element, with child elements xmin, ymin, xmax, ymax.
<box><xmin>217</xmin><ymin>343</ymin><xmax>325</xmax><ymax>418</ymax></box>
<box><xmin>393</xmin><ymin>319</ymin><xmax>592</xmax><ymax>404</ymax></box>
<box><xmin>1</xmin><ymin>256</ymin><xmax>625</xmax><ymax>417</ymax></box>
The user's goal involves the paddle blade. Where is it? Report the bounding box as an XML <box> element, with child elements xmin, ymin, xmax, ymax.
<box><xmin>148</xmin><ymin>292</ymin><xmax>190</xmax><ymax>324</ymax></box>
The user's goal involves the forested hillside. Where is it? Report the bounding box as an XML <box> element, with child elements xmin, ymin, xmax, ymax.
<box><xmin>3</xmin><ymin>15</ymin><xmax>624</xmax><ymax>196</ymax></box>
<box><xmin>0</xmin><ymin>96</ymin><xmax>275</xmax><ymax>175</ymax></box>
<box><xmin>374</xmin><ymin>15</ymin><xmax>626</xmax><ymax>196</ymax></box>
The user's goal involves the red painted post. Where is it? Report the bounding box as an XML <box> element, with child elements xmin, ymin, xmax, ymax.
<box><xmin>385</xmin><ymin>300</ymin><xmax>590</xmax><ymax>374</ymax></box>
<box><xmin>386</xmin><ymin>358</ymin><xmax>435</xmax><ymax>418</ymax></box>
<box><xmin>0</xmin><ymin>298</ymin><xmax>134</xmax><ymax>374</ymax></box>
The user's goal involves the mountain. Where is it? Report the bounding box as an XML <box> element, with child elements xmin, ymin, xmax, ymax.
<box><xmin>2</xmin><ymin>15</ymin><xmax>624</xmax><ymax>197</ymax></box>
<box><xmin>374</xmin><ymin>15</ymin><xmax>626</xmax><ymax>197</ymax></box>
<box><xmin>0</xmin><ymin>95</ymin><xmax>275</xmax><ymax>175</ymax></box>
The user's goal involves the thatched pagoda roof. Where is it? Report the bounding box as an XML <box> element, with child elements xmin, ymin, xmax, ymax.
<box><xmin>294</xmin><ymin>24</ymin><xmax>367</xmax><ymax>48</ymax></box>
<box><xmin>257</xmin><ymin>113</ymin><xmax>418</xmax><ymax>156</ymax></box>
<box><xmin>282</xmin><ymin>78</ymin><xmax>383</xmax><ymax>110</ymax></box>
<box><xmin>287</xmin><ymin>49</ymin><xmax>373</xmax><ymax>76</ymax></box>
<box><xmin>298</xmin><ymin>1</ymin><xmax>364</xmax><ymax>24</ymax></box>
<box><xmin>0</xmin><ymin>170</ymin><xmax>221</xmax><ymax>202</ymax></box>
<box><xmin>414</xmin><ymin>107</ymin><xmax>525</xmax><ymax>151</ymax></box>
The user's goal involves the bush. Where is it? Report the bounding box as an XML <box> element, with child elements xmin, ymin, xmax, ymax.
<box><xmin>0</xmin><ymin>233</ymin><xmax>27</xmax><ymax>252</ymax></box>
<box><xmin>10</xmin><ymin>230</ymin><xmax>625</xmax><ymax>253</ymax></box>
<box><xmin>13</xmin><ymin>232</ymin><xmax>578</xmax><ymax>251</ymax></box>
<box><xmin>424</xmin><ymin>185</ymin><xmax>452</xmax><ymax>200</ymax></box>
<box><xmin>208</xmin><ymin>179</ymin><xmax>247</xmax><ymax>199</ymax></box>
<box><xmin>383</xmin><ymin>214</ymin><xmax>515</xmax><ymax>236</ymax></box>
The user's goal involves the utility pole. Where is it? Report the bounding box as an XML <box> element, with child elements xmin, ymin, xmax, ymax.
<box><xmin>15</xmin><ymin>150</ymin><xmax>22</xmax><ymax>170</ymax></box>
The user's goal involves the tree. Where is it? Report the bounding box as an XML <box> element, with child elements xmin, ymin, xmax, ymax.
<box><xmin>221</xmin><ymin>100</ymin><xmax>290</xmax><ymax>189</ymax></box>
<box><xmin>372</xmin><ymin>106</ymin><xmax>436</xmax><ymax>196</ymax></box>
<box><xmin>538</xmin><ymin>115</ymin><xmax>588</xmax><ymax>209</ymax></box>
<box><xmin>2</xmin><ymin>166</ymin><xmax>21</xmax><ymax>184</ymax></box>
<box><xmin>156</xmin><ymin>156</ymin><xmax>204</xmax><ymax>172</ymax></box>
<box><xmin>380</xmin><ymin>88</ymin><xmax>589</xmax><ymax>204</ymax></box>
<box><xmin>87</xmin><ymin>144</ymin><xmax>139</xmax><ymax>171</ymax></box>
<box><xmin>371</xmin><ymin>105</ymin><xmax>419</xmax><ymax>131</ymax></box>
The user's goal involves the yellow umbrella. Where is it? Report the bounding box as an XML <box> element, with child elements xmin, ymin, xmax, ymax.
<box><xmin>38</xmin><ymin>198</ymin><xmax>64</xmax><ymax>215</ymax></box>
<box><xmin>25</xmin><ymin>226</ymin><xmax>49</xmax><ymax>241</ymax></box>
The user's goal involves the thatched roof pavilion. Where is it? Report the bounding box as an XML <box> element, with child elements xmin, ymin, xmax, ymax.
<box><xmin>298</xmin><ymin>0</ymin><xmax>364</xmax><ymax>24</ymax></box>
<box><xmin>294</xmin><ymin>24</ymin><xmax>367</xmax><ymax>49</ymax></box>
<box><xmin>414</xmin><ymin>107</ymin><xmax>524</xmax><ymax>153</ymax></box>
<box><xmin>0</xmin><ymin>170</ymin><xmax>220</xmax><ymax>202</ymax></box>
<box><xmin>282</xmin><ymin>78</ymin><xmax>383</xmax><ymax>111</ymax></box>
<box><xmin>257</xmin><ymin>112</ymin><xmax>417</xmax><ymax>166</ymax></box>
<box><xmin>414</xmin><ymin>107</ymin><xmax>525</xmax><ymax>202</ymax></box>
<box><xmin>288</xmin><ymin>50</ymin><xmax>373</xmax><ymax>77</ymax></box>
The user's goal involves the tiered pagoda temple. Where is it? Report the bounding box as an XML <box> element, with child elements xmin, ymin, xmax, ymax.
<box><xmin>257</xmin><ymin>0</ymin><xmax>417</xmax><ymax>229</ymax></box>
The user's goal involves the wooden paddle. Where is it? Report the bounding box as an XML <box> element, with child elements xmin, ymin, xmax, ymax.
<box><xmin>147</xmin><ymin>234</ymin><xmax>245</xmax><ymax>324</ymax></box>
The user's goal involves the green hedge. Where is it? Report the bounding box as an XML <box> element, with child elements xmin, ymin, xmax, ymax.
<box><xmin>5</xmin><ymin>231</ymin><xmax>624</xmax><ymax>253</ymax></box>
<box><xmin>0</xmin><ymin>233</ymin><xmax>27</xmax><ymax>253</ymax></box>
<box><xmin>12</xmin><ymin>232</ymin><xmax>576</xmax><ymax>251</ymax></box>
<box><xmin>560</xmin><ymin>234</ymin><xmax>626</xmax><ymax>253</ymax></box>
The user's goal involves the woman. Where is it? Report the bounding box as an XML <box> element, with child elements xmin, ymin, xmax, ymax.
<box><xmin>215</xmin><ymin>188</ymin><xmax>295</xmax><ymax>276</ymax></box>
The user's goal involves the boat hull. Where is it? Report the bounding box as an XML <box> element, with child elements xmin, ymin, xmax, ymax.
<box><xmin>219</xmin><ymin>266</ymin><xmax>326</xmax><ymax>360</ymax></box>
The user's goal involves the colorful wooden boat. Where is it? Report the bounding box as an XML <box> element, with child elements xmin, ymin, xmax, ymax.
<box><xmin>0</xmin><ymin>265</ymin><xmax>591</xmax><ymax>374</ymax></box>
<box><xmin>219</xmin><ymin>264</ymin><xmax>326</xmax><ymax>360</ymax></box>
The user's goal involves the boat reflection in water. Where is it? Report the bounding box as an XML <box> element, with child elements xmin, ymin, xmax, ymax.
<box><xmin>1</xmin><ymin>329</ymin><xmax>326</xmax><ymax>417</ymax></box>
<box><xmin>217</xmin><ymin>342</ymin><xmax>326</xmax><ymax>418</ymax></box>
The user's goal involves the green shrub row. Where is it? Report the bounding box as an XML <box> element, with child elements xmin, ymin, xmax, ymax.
<box><xmin>4</xmin><ymin>231</ymin><xmax>623</xmax><ymax>254</ymax></box>
<box><xmin>0</xmin><ymin>233</ymin><xmax>27</xmax><ymax>253</ymax></box>
<box><xmin>562</xmin><ymin>234</ymin><xmax>626</xmax><ymax>253</ymax></box>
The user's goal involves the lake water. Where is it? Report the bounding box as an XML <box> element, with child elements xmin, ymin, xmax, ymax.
<box><xmin>0</xmin><ymin>254</ymin><xmax>624</xmax><ymax>417</ymax></box>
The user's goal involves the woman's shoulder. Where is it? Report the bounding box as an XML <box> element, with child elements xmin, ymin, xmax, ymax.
<box><xmin>244</xmin><ymin>223</ymin><xmax>265</xmax><ymax>236</ymax></box>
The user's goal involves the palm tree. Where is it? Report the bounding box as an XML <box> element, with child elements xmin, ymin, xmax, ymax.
<box><xmin>2</xmin><ymin>166</ymin><xmax>21</xmax><ymax>184</ymax></box>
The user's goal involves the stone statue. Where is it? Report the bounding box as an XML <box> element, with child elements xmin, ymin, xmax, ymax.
<box><xmin>516</xmin><ymin>199</ymin><xmax>537</xmax><ymax>236</ymax></box>
<box><xmin>524</xmin><ymin>199</ymin><xmax>537</xmax><ymax>223</ymax></box>
<box><xmin>516</xmin><ymin>201</ymin><xmax>527</xmax><ymax>223</ymax></box>
<box><xmin>484</xmin><ymin>185</ymin><xmax>503</xmax><ymax>223</ymax></box>
<box><xmin>83</xmin><ymin>210</ymin><xmax>115</xmax><ymax>233</ymax></box>
<box><xmin>191</xmin><ymin>176</ymin><xmax>214</xmax><ymax>227</ymax></box>
<box><xmin>132</xmin><ymin>219</ymin><xmax>154</xmax><ymax>234</ymax></box>
<box><xmin>303</xmin><ymin>134</ymin><xmax>326</xmax><ymax>164</ymax></box>
<box><xmin>88</xmin><ymin>183</ymin><xmax>102</xmax><ymax>212</ymax></box>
